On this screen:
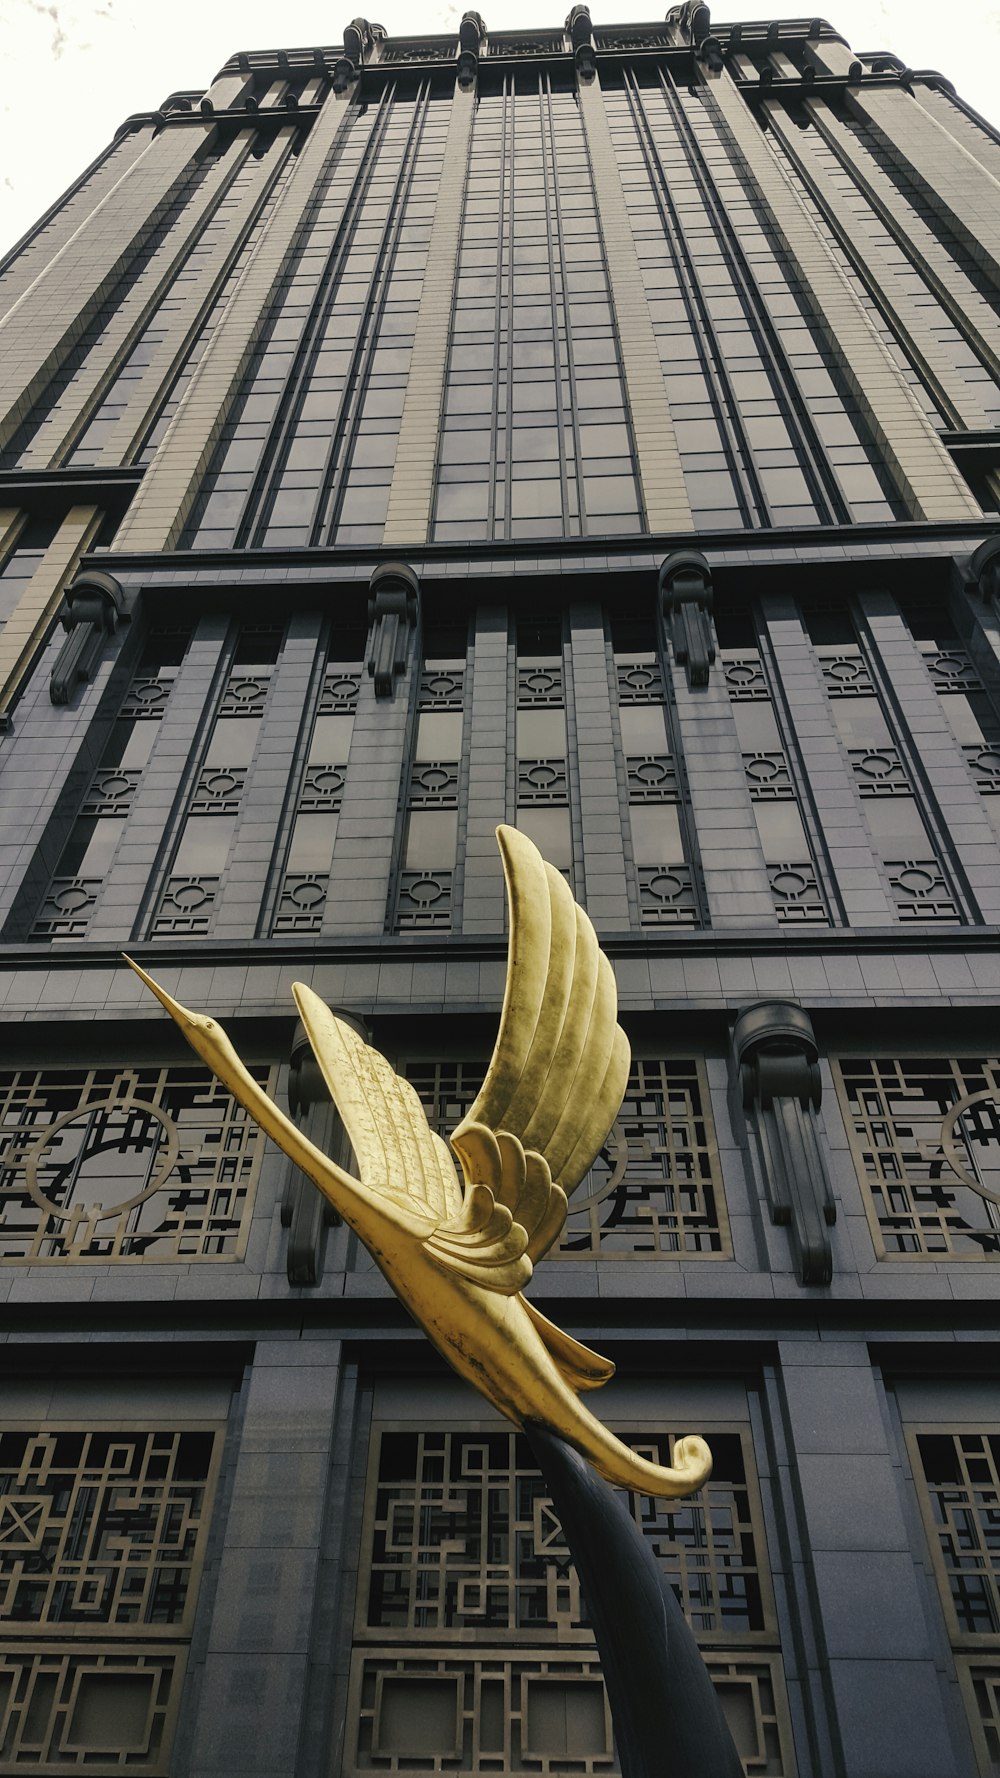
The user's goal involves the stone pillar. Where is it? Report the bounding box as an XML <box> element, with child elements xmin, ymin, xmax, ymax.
<box><xmin>569</xmin><ymin>603</ymin><xmax>630</xmax><ymax>928</ymax></box>
<box><xmin>778</xmin><ymin>1340</ymin><xmax>962</xmax><ymax>1778</ymax></box>
<box><xmin>183</xmin><ymin>1339</ymin><xmax>345</xmax><ymax>1778</ymax></box>
<box><xmin>461</xmin><ymin>606</ymin><xmax>511</xmax><ymax>935</ymax></box>
<box><xmin>575</xmin><ymin>69</ymin><xmax>693</xmax><ymax>535</ymax></box>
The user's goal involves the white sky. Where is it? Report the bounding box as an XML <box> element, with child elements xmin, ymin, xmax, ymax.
<box><xmin>1</xmin><ymin>0</ymin><xmax>998</xmax><ymax>258</ymax></box>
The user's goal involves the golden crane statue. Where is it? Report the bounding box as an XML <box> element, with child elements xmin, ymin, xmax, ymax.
<box><xmin>125</xmin><ymin>825</ymin><xmax>711</xmax><ymax>1500</ymax></box>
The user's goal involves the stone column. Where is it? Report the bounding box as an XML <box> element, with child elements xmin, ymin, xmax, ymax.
<box><xmin>575</xmin><ymin>68</ymin><xmax>693</xmax><ymax>535</ymax></box>
<box><xmin>461</xmin><ymin>606</ymin><xmax>511</xmax><ymax>935</ymax></box>
<box><xmin>569</xmin><ymin>603</ymin><xmax>630</xmax><ymax>928</ymax></box>
<box><xmin>777</xmin><ymin>1340</ymin><xmax>962</xmax><ymax>1778</ymax></box>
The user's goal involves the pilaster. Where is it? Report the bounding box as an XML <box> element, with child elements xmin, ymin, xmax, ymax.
<box><xmin>461</xmin><ymin>605</ymin><xmax>510</xmax><ymax>935</ymax></box>
<box><xmin>569</xmin><ymin>603</ymin><xmax>631</xmax><ymax>929</ymax></box>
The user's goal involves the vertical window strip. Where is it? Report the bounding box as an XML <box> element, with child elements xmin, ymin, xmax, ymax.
<box><xmin>136</xmin><ymin>144</ymin><xmax>299</xmax><ymax>468</ymax></box>
<box><xmin>31</xmin><ymin>629</ymin><xmax>189</xmax><ymax>942</ymax></box>
<box><xmin>431</xmin><ymin>73</ymin><xmax>643</xmax><ymax>543</ymax></box>
<box><xmin>514</xmin><ymin>624</ymin><xmax>572</xmax><ymax>883</ymax></box>
<box><xmin>244</xmin><ymin>81</ymin><xmax>444</xmax><ymax>550</ymax></box>
<box><xmin>395</xmin><ymin>651</ymin><xmax>466</xmax><ymax>931</ymax></box>
<box><xmin>271</xmin><ymin>653</ymin><xmax>361</xmax><ymax>934</ymax></box>
<box><xmin>150</xmin><ymin>626</ymin><xmax>282</xmax><ymax>937</ymax></box>
<box><xmin>614</xmin><ymin>646</ymin><xmax>700</xmax><ymax>927</ymax></box>
<box><xmin>809</xmin><ymin>619</ymin><xmax>962</xmax><ymax>923</ymax></box>
<box><xmin>64</xmin><ymin>138</ymin><xmax>287</xmax><ymax>469</ymax></box>
<box><xmin>904</xmin><ymin>612</ymin><xmax>1000</xmax><ymax>848</ymax></box>
<box><xmin>719</xmin><ymin>632</ymin><xmax>829</xmax><ymax>925</ymax></box>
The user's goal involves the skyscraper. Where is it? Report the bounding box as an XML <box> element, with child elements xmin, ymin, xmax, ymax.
<box><xmin>1</xmin><ymin>7</ymin><xmax>1000</xmax><ymax>1773</ymax></box>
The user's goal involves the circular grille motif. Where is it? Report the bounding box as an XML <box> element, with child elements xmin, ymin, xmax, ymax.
<box><xmin>941</xmin><ymin>1090</ymin><xmax>1000</xmax><ymax>1205</ymax></box>
<box><xmin>24</xmin><ymin>1098</ymin><xmax>180</xmax><ymax>1222</ymax></box>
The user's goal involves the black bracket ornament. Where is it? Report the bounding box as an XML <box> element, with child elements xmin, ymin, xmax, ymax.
<box><xmin>50</xmin><ymin>569</ymin><xmax>125</xmax><ymax>706</ymax></box>
<box><xmin>459</xmin><ymin>11</ymin><xmax>487</xmax><ymax>50</ymax></box>
<box><xmin>566</xmin><ymin>4</ymin><xmax>593</xmax><ymax>47</ymax></box>
<box><xmin>366</xmin><ymin>561</ymin><xmax>420</xmax><ymax>697</ymax></box>
<box><xmin>666</xmin><ymin>1</ymin><xmax>712</xmax><ymax>46</ymax></box>
<box><xmin>281</xmin><ymin>1010</ymin><xmax>369</xmax><ymax>1286</ymax></box>
<box><xmin>658</xmin><ymin>550</ymin><xmax>715</xmax><ymax>688</ymax></box>
<box><xmin>969</xmin><ymin>536</ymin><xmax>1000</xmax><ymax>611</ymax></box>
<box><xmin>729</xmin><ymin>1000</ymin><xmax>837</xmax><ymax>1286</ymax></box>
<box><xmin>342</xmin><ymin>17</ymin><xmax>386</xmax><ymax>63</ymax></box>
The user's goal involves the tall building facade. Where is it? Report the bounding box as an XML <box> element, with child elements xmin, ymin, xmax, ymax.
<box><xmin>2</xmin><ymin>8</ymin><xmax>1000</xmax><ymax>1774</ymax></box>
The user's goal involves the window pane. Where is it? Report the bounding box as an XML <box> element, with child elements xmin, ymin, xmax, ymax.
<box><xmin>515</xmin><ymin>806</ymin><xmax>571</xmax><ymax>870</ymax></box>
<box><xmin>405</xmin><ymin>810</ymin><xmax>458</xmax><ymax>869</ymax></box>
<box><xmin>173</xmin><ymin>816</ymin><xmax>236</xmax><ymax>874</ymax></box>
<box><xmin>415</xmin><ymin>711</ymin><xmax>464</xmax><ymax>761</ymax></box>
<box><xmin>753</xmin><ymin>801</ymin><xmax>809</xmax><ymax>863</ymax></box>
<box><xmin>630</xmin><ymin>803</ymin><xmax>683</xmax><ymax>864</ymax></box>
<box><xmin>865</xmin><ymin>797</ymin><xmax>931</xmax><ymax>852</ymax></box>
<box><xmin>619</xmin><ymin>704</ymin><xmax>669</xmax><ymax>754</ymax></box>
<box><xmin>204</xmin><ymin>718</ymin><xmax>259</xmax><ymax>766</ymax></box>
<box><xmin>731</xmin><ymin>702</ymin><xmax>782</xmax><ymax>752</ymax></box>
<box><xmin>288</xmin><ymin>814</ymin><xmax>338</xmax><ymax>871</ymax></box>
<box><xmin>831</xmin><ymin>698</ymin><xmax>892</xmax><ymax>747</ymax></box>
<box><xmin>517</xmin><ymin>708</ymin><xmax>566</xmax><ymax>755</ymax></box>
<box><xmin>309</xmin><ymin>715</ymin><xmax>355</xmax><ymax>762</ymax></box>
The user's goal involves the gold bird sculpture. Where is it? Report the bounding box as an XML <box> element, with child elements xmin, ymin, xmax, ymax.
<box><xmin>124</xmin><ymin>825</ymin><xmax>711</xmax><ymax>1500</ymax></box>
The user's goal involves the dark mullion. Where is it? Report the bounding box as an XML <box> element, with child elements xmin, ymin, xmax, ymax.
<box><xmin>235</xmin><ymin>85</ymin><xmax>396</xmax><ymax>548</ymax></box>
<box><xmin>318</xmin><ymin>80</ymin><xmax>435</xmax><ymax>544</ymax></box>
<box><xmin>623</xmin><ymin>71</ymin><xmax>763</xmax><ymax>530</ymax></box>
<box><xmin>664</xmin><ymin>69</ymin><xmax>849</xmax><ymax>526</ymax></box>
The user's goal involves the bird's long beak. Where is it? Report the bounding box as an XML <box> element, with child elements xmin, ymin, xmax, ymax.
<box><xmin>123</xmin><ymin>954</ymin><xmax>197</xmax><ymax>1024</ymax></box>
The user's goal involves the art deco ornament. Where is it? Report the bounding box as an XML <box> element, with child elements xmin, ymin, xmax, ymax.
<box><xmin>126</xmin><ymin>825</ymin><xmax>710</xmax><ymax>1501</ymax></box>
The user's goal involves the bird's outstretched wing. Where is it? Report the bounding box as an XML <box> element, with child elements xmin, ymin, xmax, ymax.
<box><xmin>450</xmin><ymin>825</ymin><xmax>631</xmax><ymax>1260</ymax></box>
<box><xmin>292</xmin><ymin>825</ymin><xmax>630</xmax><ymax>1291</ymax></box>
<box><xmin>291</xmin><ymin>981</ymin><xmax>536</xmax><ymax>1294</ymax></box>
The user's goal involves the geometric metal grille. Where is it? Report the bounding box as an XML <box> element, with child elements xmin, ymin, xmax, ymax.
<box><xmin>886</xmin><ymin>859</ymin><xmax>959</xmax><ymax>923</ymax></box>
<box><xmin>274</xmin><ymin>871</ymin><xmax>330</xmax><ymax>933</ymax></box>
<box><xmin>419</xmin><ymin>669</ymin><xmax>464</xmax><ymax>711</ymax></box>
<box><xmin>637</xmin><ymin>864</ymin><xmax>699</xmax><ymax>927</ymax></box>
<box><xmin>834</xmin><ymin>1056</ymin><xmax>1000</xmax><ymax>1258</ymax></box>
<box><xmin>190</xmin><ymin>765</ymin><xmax>247</xmax><ymax>815</ymax></box>
<box><xmin>724</xmin><ymin>656</ymin><xmax>770</xmax><ymax>702</ymax></box>
<box><xmin>347</xmin><ymin>1423</ymin><xmax>791</xmax><ymax>1775</ymax></box>
<box><xmin>82</xmin><ymin>769</ymin><xmax>141</xmax><ymax>817</ymax></box>
<box><xmin>517</xmin><ymin>666</ymin><xmax>563</xmax><ymax>708</ymax></box>
<box><xmin>409</xmin><ymin>763</ymin><xmax>460</xmax><ymax>809</ymax></box>
<box><xmin>400</xmin><ymin>1059</ymin><xmax>730</xmax><ymax>1258</ymax></box>
<box><xmin>626</xmin><ymin>756</ymin><xmax>678</xmax><ymax>802</ymax></box>
<box><xmin>617</xmin><ymin>660</ymin><xmax>664</xmax><ymax>704</ymax></box>
<box><xmin>358</xmin><ymin>1427</ymin><xmax>771</xmax><ymax>1643</ymax></box>
<box><xmin>964</xmin><ymin>744</ymin><xmax>1000</xmax><ymax>794</ymax></box>
<box><xmin>768</xmin><ymin>863</ymin><xmax>827</xmax><ymax>926</ymax></box>
<box><xmin>957</xmin><ymin>1659</ymin><xmax>1000</xmax><ymax>1778</ymax></box>
<box><xmin>910</xmin><ymin>1426</ymin><xmax>1000</xmax><ymax>1777</ymax></box>
<box><xmin>744</xmin><ymin>753</ymin><xmax>794</xmax><ymax>800</ymax></box>
<box><xmin>517</xmin><ymin>760</ymin><xmax>567</xmax><ymax>805</ymax></box>
<box><xmin>0</xmin><ymin>1422</ymin><xmax>221</xmax><ymax>1773</ymax></box>
<box><xmin>151</xmin><ymin>875</ymin><xmax>219</xmax><ymax>936</ymax></box>
<box><xmin>0</xmin><ymin>1425</ymin><xmax>219</xmax><ymax>1631</ymax></box>
<box><xmin>911</xmin><ymin>1430</ymin><xmax>1000</xmax><ymax>1638</ymax></box>
<box><xmin>396</xmin><ymin>871</ymin><xmax>453</xmax><ymax>930</ymax></box>
<box><xmin>31</xmin><ymin>878</ymin><xmax>101</xmax><ymax>941</ymax></box>
<box><xmin>320</xmin><ymin>669</ymin><xmax>362</xmax><ymax>715</ymax></box>
<box><xmin>0</xmin><ymin>1063</ymin><xmax>273</xmax><ymax>1262</ymax></box>
<box><xmin>921</xmin><ymin>648</ymin><xmax>984</xmax><ymax>694</ymax></box>
<box><xmin>818</xmin><ymin>652</ymin><xmax>873</xmax><ymax>698</ymax></box>
<box><xmin>849</xmin><ymin>747</ymin><xmax>910</xmax><ymax>797</ymax></box>
<box><xmin>217</xmin><ymin>674</ymin><xmax>270</xmax><ymax>719</ymax></box>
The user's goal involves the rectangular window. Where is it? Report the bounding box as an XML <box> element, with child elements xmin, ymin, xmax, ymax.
<box><xmin>395</xmin><ymin>647</ymin><xmax>467</xmax><ymax>932</ymax></box>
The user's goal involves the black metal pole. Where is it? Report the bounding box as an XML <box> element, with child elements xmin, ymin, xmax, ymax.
<box><xmin>526</xmin><ymin>1422</ymin><xmax>745</xmax><ymax>1778</ymax></box>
